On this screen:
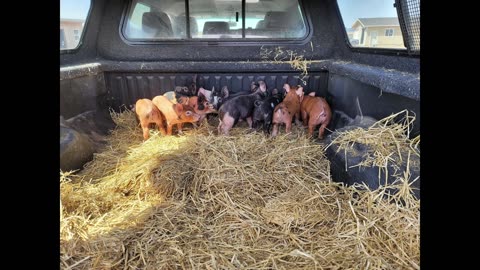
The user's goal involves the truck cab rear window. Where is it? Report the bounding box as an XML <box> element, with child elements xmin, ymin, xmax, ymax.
<box><xmin>122</xmin><ymin>0</ymin><xmax>308</xmax><ymax>41</ymax></box>
<box><xmin>337</xmin><ymin>0</ymin><xmax>407</xmax><ymax>50</ymax></box>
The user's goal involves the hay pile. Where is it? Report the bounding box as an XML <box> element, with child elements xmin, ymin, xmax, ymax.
<box><xmin>326</xmin><ymin>110</ymin><xmax>420</xmax><ymax>187</ymax></box>
<box><xmin>60</xmin><ymin>110</ymin><xmax>419</xmax><ymax>269</ymax></box>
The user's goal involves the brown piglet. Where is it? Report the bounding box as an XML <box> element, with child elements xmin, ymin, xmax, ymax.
<box><xmin>134</xmin><ymin>98</ymin><xmax>166</xmax><ymax>140</ymax></box>
<box><xmin>271</xmin><ymin>84</ymin><xmax>304</xmax><ymax>137</ymax></box>
<box><xmin>300</xmin><ymin>92</ymin><xmax>332</xmax><ymax>139</ymax></box>
<box><xmin>152</xmin><ymin>95</ymin><xmax>201</xmax><ymax>135</ymax></box>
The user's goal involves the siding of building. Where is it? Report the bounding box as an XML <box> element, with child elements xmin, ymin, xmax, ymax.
<box><xmin>362</xmin><ymin>26</ymin><xmax>404</xmax><ymax>48</ymax></box>
<box><xmin>60</xmin><ymin>20</ymin><xmax>84</xmax><ymax>49</ymax></box>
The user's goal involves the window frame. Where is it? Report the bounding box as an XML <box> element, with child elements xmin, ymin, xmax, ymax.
<box><xmin>335</xmin><ymin>0</ymin><xmax>418</xmax><ymax>57</ymax></box>
<box><xmin>385</xmin><ymin>28</ymin><xmax>394</xmax><ymax>37</ymax></box>
<box><xmin>119</xmin><ymin>0</ymin><xmax>313</xmax><ymax>46</ymax></box>
<box><xmin>60</xmin><ymin>0</ymin><xmax>93</xmax><ymax>54</ymax></box>
<box><xmin>74</xmin><ymin>29</ymin><xmax>80</xmax><ymax>40</ymax></box>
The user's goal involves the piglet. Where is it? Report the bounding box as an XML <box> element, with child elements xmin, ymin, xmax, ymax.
<box><xmin>198</xmin><ymin>87</ymin><xmax>214</xmax><ymax>104</ymax></box>
<box><xmin>300</xmin><ymin>92</ymin><xmax>332</xmax><ymax>139</ymax></box>
<box><xmin>177</xmin><ymin>93</ymin><xmax>217</xmax><ymax>124</ymax></box>
<box><xmin>271</xmin><ymin>84</ymin><xmax>304</xmax><ymax>137</ymax></box>
<box><xmin>174</xmin><ymin>82</ymin><xmax>197</xmax><ymax>97</ymax></box>
<box><xmin>252</xmin><ymin>88</ymin><xmax>283</xmax><ymax>134</ymax></box>
<box><xmin>134</xmin><ymin>98</ymin><xmax>166</xmax><ymax>140</ymax></box>
<box><xmin>152</xmin><ymin>95</ymin><xmax>201</xmax><ymax>135</ymax></box>
<box><xmin>217</xmin><ymin>81</ymin><xmax>268</xmax><ymax>135</ymax></box>
<box><xmin>212</xmin><ymin>85</ymin><xmax>252</xmax><ymax>110</ymax></box>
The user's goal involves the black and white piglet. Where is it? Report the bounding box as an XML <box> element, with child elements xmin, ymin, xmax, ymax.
<box><xmin>217</xmin><ymin>81</ymin><xmax>268</xmax><ymax>135</ymax></box>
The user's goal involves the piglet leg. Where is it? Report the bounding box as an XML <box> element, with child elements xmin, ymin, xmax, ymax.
<box><xmin>302</xmin><ymin>110</ymin><xmax>308</xmax><ymax>127</ymax></box>
<box><xmin>142</xmin><ymin>125</ymin><xmax>150</xmax><ymax>140</ymax></box>
<box><xmin>219</xmin><ymin>122</ymin><xmax>231</xmax><ymax>136</ymax></box>
<box><xmin>155</xmin><ymin>120</ymin><xmax>166</xmax><ymax>136</ymax></box>
<box><xmin>295</xmin><ymin>112</ymin><xmax>302</xmax><ymax>126</ymax></box>
<box><xmin>217</xmin><ymin>120</ymin><xmax>223</xmax><ymax>135</ymax></box>
<box><xmin>308</xmin><ymin>124</ymin><xmax>315</xmax><ymax>138</ymax></box>
<box><xmin>318</xmin><ymin>123</ymin><xmax>327</xmax><ymax>140</ymax></box>
<box><xmin>246</xmin><ymin>117</ymin><xmax>253</xmax><ymax>129</ymax></box>
<box><xmin>177</xmin><ymin>123</ymin><xmax>183</xmax><ymax>135</ymax></box>
<box><xmin>271</xmin><ymin>123</ymin><xmax>279</xmax><ymax>137</ymax></box>
<box><xmin>285</xmin><ymin>120</ymin><xmax>293</xmax><ymax>134</ymax></box>
<box><xmin>198</xmin><ymin>115</ymin><xmax>206</xmax><ymax>123</ymax></box>
<box><xmin>263</xmin><ymin>122</ymin><xmax>271</xmax><ymax>134</ymax></box>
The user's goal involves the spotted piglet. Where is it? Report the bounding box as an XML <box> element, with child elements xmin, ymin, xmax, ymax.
<box><xmin>174</xmin><ymin>82</ymin><xmax>197</xmax><ymax>97</ymax></box>
<box><xmin>300</xmin><ymin>92</ymin><xmax>332</xmax><ymax>139</ymax></box>
<box><xmin>271</xmin><ymin>84</ymin><xmax>304</xmax><ymax>137</ymax></box>
<box><xmin>198</xmin><ymin>87</ymin><xmax>214</xmax><ymax>104</ymax></box>
<box><xmin>177</xmin><ymin>93</ymin><xmax>217</xmax><ymax>124</ymax></box>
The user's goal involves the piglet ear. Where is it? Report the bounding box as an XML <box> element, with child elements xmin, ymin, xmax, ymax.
<box><xmin>296</xmin><ymin>86</ymin><xmax>304</xmax><ymax>96</ymax></box>
<box><xmin>308</xmin><ymin>92</ymin><xmax>316</xmax><ymax>97</ymax></box>
<box><xmin>250</xmin><ymin>81</ymin><xmax>257</xmax><ymax>91</ymax></box>
<box><xmin>190</xmin><ymin>83</ymin><xmax>197</xmax><ymax>94</ymax></box>
<box><xmin>198</xmin><ymin>92</ymin><xmax>206</xmax><ymax>103</ymax></box>
<box><xmin>198</xmin><ymin>87</ymin><xmax>205</xmax><ymax>96</ymax></box>
<box><xmin>174</xmin><ymin>103</ymin><xmax>184</xmax><ymax>115</ymax></box>
<box><xmin>283</xmin><ymin>84</ymin><xmax>291</xmax><ymax>93</ymax></box>
<box><xmin>259</xmin><ymin>81</ymin><xmax>267</xmax><ymax>92</ymax></box>
<box><xmin>222</xmin><ymin>86</ymin><xmax>229</xmax><ymax>99</ymax></box>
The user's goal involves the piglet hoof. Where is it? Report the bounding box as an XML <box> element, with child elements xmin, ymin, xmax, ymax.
<box><xmin>178</xmin><ymin>130</ymin><xmax>184</xmax><ymax>136</ymax></box>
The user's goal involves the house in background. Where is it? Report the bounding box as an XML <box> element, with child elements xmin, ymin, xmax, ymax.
<box><xmin>345</xmin><ymin>28</ymin><xmax>358</xmax><ymax>46</ymax></box>
<box><xmin>349</xmin><ymin>17</ymin><xmax>404</xmax><ymax>49</ymax></box>
<box><xmin>60</xmin><ymin>18</ymin><xmax>85</xmax><ymax>49</ymax></box>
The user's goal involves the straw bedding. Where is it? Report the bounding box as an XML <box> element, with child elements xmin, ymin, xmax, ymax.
<box><xmin>326</xmin><ymin>110</ymin><xmax>420</xmax><ymax>188</ymax></box>
<box><xmin>60</xmin><ymin>110</ymin><xmax>420</xmax><ymax>270</ymax></box>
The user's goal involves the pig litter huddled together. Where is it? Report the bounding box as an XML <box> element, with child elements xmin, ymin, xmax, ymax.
<box><xmin>133</xmin><ymin>80</ymin><xmax>332</xmax><ymax>140</ymax></box>
<box><xmin>60</xmin><ymin>80</ymin><xmax>420</xmax><ymax>269</ymax></box>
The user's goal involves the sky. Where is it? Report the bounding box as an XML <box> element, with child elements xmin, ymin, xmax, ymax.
<box><xmin>337</xmin><ymin>0</ymin><xmax>398</xmax><ymax>28</ymax></box>
<box><xmin>60</xmin><ymin>0</ymin><xmax>91</xmax><ymax>20</ymax></box>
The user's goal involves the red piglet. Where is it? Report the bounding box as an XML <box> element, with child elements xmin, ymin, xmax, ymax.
<box><xmin>300</xmin><ymin>92</ymin><xmax>332</xmax><ymax>139</ymax></box>
<box><xmin>134</xmin><ymin>98</ymin><xmax>166</xmax><ymax>140</ymax></box>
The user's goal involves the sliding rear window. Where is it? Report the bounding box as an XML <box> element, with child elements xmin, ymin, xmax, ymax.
<box><xmin>337</xmin><ymin>0</ymin><xmax>407</xmax><ymax>50</ymax></box>
<box><xmin>122</xmin><ymin>0</ymin><xmax>309</xmax><ymax>41</ymax></box>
